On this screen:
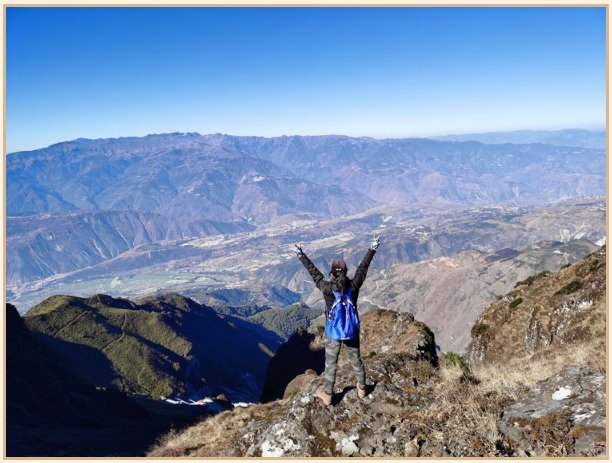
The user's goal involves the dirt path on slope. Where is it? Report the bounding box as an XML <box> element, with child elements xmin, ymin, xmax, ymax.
<box><xmin>54</xmin><ymin>310</ymin><xmax>88</xmax><ymax>336</ymax></box>
<box><xmin>101</xmin><ymin>313</ymin><xmax>129</xmax><ymax>353</ymax></box>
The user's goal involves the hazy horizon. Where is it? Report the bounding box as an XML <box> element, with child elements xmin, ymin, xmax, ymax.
<box><xmin>5</xmin><ymin>127</ymin><xmax>607</xmax><ymax>154</ymax></box>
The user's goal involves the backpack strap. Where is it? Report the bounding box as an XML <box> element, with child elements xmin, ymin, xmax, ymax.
<box><xmin>330</xmin><ymin>290</ymin><xmax>342</xmax><ymax>320</ymax></box>
<box><xmin>345</xmin><ymin>285</ymin><xmax>353</xmax><ymax>305</ymax></box>
<box><xmin>330</xmin><ymin>287</ymin><xmax>354</xmax><ymax>318</ymax></box>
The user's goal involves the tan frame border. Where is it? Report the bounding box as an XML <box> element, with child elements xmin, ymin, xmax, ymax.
<box><xmin>1</xmin><ymin>2</ymin><xmax>609</xmax><ymax>462</ymax></box>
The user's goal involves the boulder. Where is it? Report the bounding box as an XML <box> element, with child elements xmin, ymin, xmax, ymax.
<box><xmin>283</xmin><ymin>369</ymin><xmax>318</xmax><ymax>399</ymax></box>
<box><xmin>498</xmin><ymin>366</ymin><xmax>605</xmax><ymax>457</ymax></box>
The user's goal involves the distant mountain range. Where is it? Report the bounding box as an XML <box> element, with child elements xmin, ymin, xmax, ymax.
<box><xmin>7</xmin><ymin>134</ymin><xmax>377</xmax><ymax>221</ymax></box>
<box><xmin>435</xmin><ymin>128</ymin><xmax>606</xmax><ymax>150</ymax></box>
<box><xmin>7</xmin><ymin>132</ymin><xmax>605</xmax><ymax>297</ymax></box>
<box><xmin>8</xmin><ymin>132</ymin><xmax>605</xmax><ymax>218</ymax></box>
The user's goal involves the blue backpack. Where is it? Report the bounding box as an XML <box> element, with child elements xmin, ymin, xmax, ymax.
<box><xmin>326</xmin><ymin>285</ymin><xmax>360</xmax><ymax>341</ymax></box>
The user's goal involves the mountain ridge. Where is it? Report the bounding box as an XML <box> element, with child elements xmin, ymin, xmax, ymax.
<box><xmin>434</xmin><ymin>128</ymin><xmax>606</xmax><ymax>149</ymax></box>
<box><xmin>8</xmin><ymin>133</ymin><xmax>604</xmax><ymax>219</ymax></box>
<box><xmin>8</xmin><ymin>128</ymin><xmax>604</xmax><ymax>155</ymax></box>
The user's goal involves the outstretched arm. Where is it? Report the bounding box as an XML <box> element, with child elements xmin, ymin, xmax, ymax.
<box><xmin>352</xmin><ymin>234</ymin><xmax>380</xmax><ymax>289</ymax></box>
<box><xmin>295</xmin><ymin>243</ymin><xmax>326</xmax><ymax>292</ymax></box>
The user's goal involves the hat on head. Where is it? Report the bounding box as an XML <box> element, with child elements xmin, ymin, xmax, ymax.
<box><xmin>330</xmin><ymin>259</ymin><xmax>347</xmax><ymax>275</ymax></box>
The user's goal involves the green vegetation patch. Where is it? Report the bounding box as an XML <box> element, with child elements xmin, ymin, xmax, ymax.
<box><xmin>25</xmin><ymin>295</ymin><xmax>86</xmax><ymax>317</ymax></box>
<box><xmin>555</xmin><ymin>280</ymin><xmax>584</xmax><ymax>296</ymax></box>
<box><xmin>509</xmin><ymin>298</ymin><xmax>523</xmax><ymax>308</ymax></box>
<box><xmin>471</xmin><ymin>323</ymin><xmax>489</xmax><ymax>337</ymax></box>
<box><xmin>589</xmin><ymin>260</ymin><xmax>604</xmax><ymax>272</ymax></box>
<box><xmin>515</xmin><ymin>270</ymin><xmax>551</xmax><ymax>288</ymax></box>
<box><xmin>442</xmin><ymin>352</ymin><xmax>476</xmax><ymax>382</ymax></box>
<box><xmin>515</xmin><ymin>276</ymin><xmax>536</xmax><ymax>288</ymax></box>
<box><xmin>110</xmin><ymin>336</ymin><xmax>180</xmax><ymax>398</ymax></box>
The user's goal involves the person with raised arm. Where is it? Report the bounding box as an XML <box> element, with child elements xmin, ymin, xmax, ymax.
<box><xmin>294</xmin><ymin>234</ymin><xmax>380</xmax><ymax>406</ymax></box>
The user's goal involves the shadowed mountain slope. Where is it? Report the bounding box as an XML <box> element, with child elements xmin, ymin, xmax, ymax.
<box><xmin>7</xmin><ymin>302</ymin><xmax>149</xmax><ymax>456</ymax></box>
<box><xmin>23</xmin><ymin>292</ymin><xmax>282</xmax><ymax>402</ymax></box>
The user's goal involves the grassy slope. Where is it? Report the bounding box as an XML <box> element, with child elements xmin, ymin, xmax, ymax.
<box><xmin>468</xmin><ymin>246</ymin><xmax>606</xmax><ymax>363</ymax></box>
<box><xmin>24</xmin><ymin>292</ymin><xmax>281</xmax><ymax>400</ymax></box>
<box><xmin>246</xmin><ymin>303</ymin><xmax>322</xmax><ymax>339</ymax></box>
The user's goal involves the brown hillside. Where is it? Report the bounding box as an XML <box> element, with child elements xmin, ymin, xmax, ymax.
<box><xmin>468</xmin><ymin>246</ymin><xmax>605</xmax><ymax>364</ymax></box>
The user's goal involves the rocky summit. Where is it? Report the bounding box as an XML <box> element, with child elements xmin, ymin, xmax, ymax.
<box><xmin>149</xmin><ymin>309</ymin><xmax>440</xmax><ymax>457</ymax></box>
<box><xmin>149</xmin><ymin>247</ymin><xmax>606</xmax><ymax>458</ymax></box>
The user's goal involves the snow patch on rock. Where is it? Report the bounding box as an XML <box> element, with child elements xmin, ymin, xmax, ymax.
<box><xmin>552</xmin><ymin>386</ymin><xmax>573</xmax><ymax>400</ymax></box>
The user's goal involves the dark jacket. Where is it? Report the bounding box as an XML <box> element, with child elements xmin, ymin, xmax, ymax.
<box><xmin>298</xmin><ymin>248</ymin><xmax>376</xmax><ymax>319</ymax></box>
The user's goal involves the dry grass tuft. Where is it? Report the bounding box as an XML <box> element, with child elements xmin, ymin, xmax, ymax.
<box><xmin>418</xmin><ymin>362</ymin><xmax>504</xmax><ymax>455</ymax></box>
<box><xmin>147</xmin><ymin>400</ymin><xmax>288</xmax><ymax>457</ymax></box>
<box><xmin>418</xmin><ymin>336</ymin><xmax>603</xmax><ymax>456</ymax></box>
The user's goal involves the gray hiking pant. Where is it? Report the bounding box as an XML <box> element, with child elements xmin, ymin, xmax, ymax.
<box><xmin>324</xmin><ymin>334</ymin><xmax>366</xmax><ymax>394</ymax></box>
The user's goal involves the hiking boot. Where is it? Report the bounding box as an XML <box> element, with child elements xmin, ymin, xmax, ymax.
<box><xmin>357</xmin><ymin>384</ymin><xmax>367</xmax><ymax>399</ymax></box>
<box><xmin>316</xmin><ymin>387</ymin><xmax>332</xmax><ymax>406</ymax></box>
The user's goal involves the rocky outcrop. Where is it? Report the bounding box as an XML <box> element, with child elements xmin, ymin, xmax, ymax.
<box><xmin>149</xmin><ymin>309</ymin><xmax>440</xmax><ymax>457</ymax></box>
<box><xmin>149</xmin><ymin>250</ymin><xmax>606</xmax><ymax>458</ymax></box>
<box><xmin>498</xmin><ymin>366</ymin><xmax>605</xmax><ymax>457</ymax></box>
<box><xmin>261</xmin><ymin>310</ymin><xmax>436</xmax><ymax>402</ymax></box>
<box><xmin>241</xmin><ymin>376</ymin><xmax>429</xmax><ymax>457</ymax></box>
<box><xmin>464</xmin><ymin>246</ymin><xmax>607</xmax><ymax>458</ymax></box>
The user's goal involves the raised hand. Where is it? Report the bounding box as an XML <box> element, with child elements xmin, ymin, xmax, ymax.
<box><xmin>370</xmin><ymin>233</ymin><xmax>381</xmax><ymax>250</ymax></box>
<box><xmin>294</xmin><ymin>242</ymin><xmax>304</xmax><ymax>257</ymax></box>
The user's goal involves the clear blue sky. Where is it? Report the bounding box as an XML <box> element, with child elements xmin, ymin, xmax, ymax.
<box><xmin>6</xmin><ymin>7</ymin><xmax>606</xmax><ymax>153</ymax></box>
